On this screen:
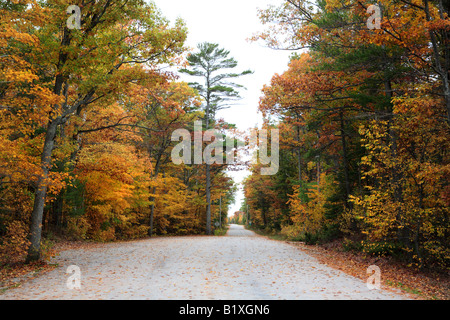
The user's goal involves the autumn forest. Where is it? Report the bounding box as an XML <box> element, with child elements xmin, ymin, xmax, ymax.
<box><xmin>0</xmin><ymin>0</ymin><xmax>449</xmax><ymax>279</ymax></box>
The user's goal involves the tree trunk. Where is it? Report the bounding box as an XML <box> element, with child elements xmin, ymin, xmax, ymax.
<box><xmin>148</xmin><ymin>157</ymin><xmax>161</xmax><ymax>237</ymax></box>
<box><xmin>148</xmin><ymin>187</ymin><xmax>156</xmax><ymax>237</ymax></box>
<box><xmin>388</xmin><ymin>106</ymin><xmax>408</xmax><ymax>248</ymax></box>
<box><xmin>205</xmin><ymin>163</ymin><xmax>212</xmax><ymax>235</ymax></box>
<box><xmin>53</xmin><ymin>190</ymin><xmax>64</xmax><ymax>230</ymax></box>
<box><xmin>339</xmin><ymin>109</ymin><xmax>351</xmax><ymax>206</ymax></box>
<box><xmin>205</xmin><ymin>86</ymin><xmax>212</xmax><ymax>235</ymax></box>
<box><xmin>26</xmin><ymin>119</ymin><xmax>59</xmax><ymax>262</ymax></box>
<box><xmin>296</xmin><ymin>122</ymin><xmax>302</xmax><ymax>188</ymax></box>
<box><xmin>383</xmin><ymin>79</ymin><xmax>408</xmax><ymax>248</ymax></box>
<box><xmin>424</xmin><ymin>0</ymin><xmax>450</xmax><ymax>123</ymax></box>
<box><xmin>246</xmin><ymin>204</ymin><xmax>249</xmax><ymax>226</ymax></box>
<box><xmin>219</xmin><ymin>196</ymin><xmax>222</xmax><ymax>229</ymax></box>
<box><xmin>317</xmin><ymin>157</ymin><xmax>320</xmax><ymax>193</ymax></box>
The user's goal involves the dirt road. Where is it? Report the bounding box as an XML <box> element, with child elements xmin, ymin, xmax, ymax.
<box><xmin>0</xmin><ymin>224</ymin><xmax>407</xmax><ymax>300</ymax></box>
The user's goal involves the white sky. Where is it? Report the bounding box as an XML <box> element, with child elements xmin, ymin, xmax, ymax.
<box><xmin>152</xmin><ymin>0</ymin><xmax>292</xmax><ymax>216</ymax></box>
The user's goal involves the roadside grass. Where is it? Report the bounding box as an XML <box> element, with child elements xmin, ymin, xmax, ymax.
<box><xmin>249</xmin><ymin>227</ymin><xmax>289</xmax><ymax>241</ymax></box>
<box><xmin>214</xmin><ymin>225</ymin><xmax>229</xmax><ymax>236</ymax></box>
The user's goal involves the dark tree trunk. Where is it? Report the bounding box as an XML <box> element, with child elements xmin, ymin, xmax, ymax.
<box><xmin>339</xmin><ymin>109</ymin><xmax>351</xmax><ymax>207</ymax></box>
<box><xmin>27</xmin><ymin>119</ymin><xmax>59</xmax><ymax>262</ymax></box>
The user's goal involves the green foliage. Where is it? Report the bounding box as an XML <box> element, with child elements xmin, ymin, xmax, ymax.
<box><xmin>361</xmin><ymin>241</ymin><xmax>404</xmax><ymax>258</ymax></box>
<box><xmin>180</xmin><ymin>42</ymin><xmax>253</xmax><ymax>118</ymax></box>
<box><xmin>64</xmin><ymin>179</ymin><xmax>86</xmax><ymax>218</ymax></box>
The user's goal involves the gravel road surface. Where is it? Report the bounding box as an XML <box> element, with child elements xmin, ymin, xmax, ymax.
<box><xmin>0</xmin><ymin>224</ymin><xmax>407</xmax><ymax>300</ymax></box>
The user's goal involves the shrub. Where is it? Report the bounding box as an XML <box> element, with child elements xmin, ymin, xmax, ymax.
<box><xmin>361</xmin><ymin>240</ymin><xmax>403</xmax><ymax>257</ymax></box>
<box><xmin>0</xmin><ymin>220</ymin><xmax>30</xmax><ymax>264</ymax></box>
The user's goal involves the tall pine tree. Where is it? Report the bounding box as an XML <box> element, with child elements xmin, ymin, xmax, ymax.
<box><xmin>180</xmin><ymin>42</ymin><xmax>252</xmax><ymax>234</ymax></box>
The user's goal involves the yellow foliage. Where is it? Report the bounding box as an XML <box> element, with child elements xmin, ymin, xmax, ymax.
<box><xmin>287</xmin><ymin>173</ymin><xmax>334</xmax><ymax>237</ymax></box>
<box><xmin>0</xmin><ymin>220</ymin><xmax>31</xmax><ymax>263</ymax></box>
